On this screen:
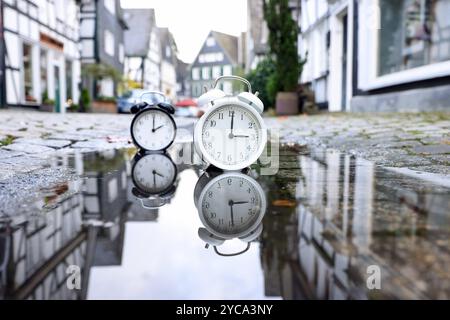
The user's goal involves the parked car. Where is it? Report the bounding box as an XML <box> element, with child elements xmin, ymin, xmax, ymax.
<box><xmin>174</xmin><ymin>98</ymin><xmax>201</xmax><ymax>118</ymax></box>
<box><xmin>117</xmin><ymin>90</ymin><xmax>166</xmax><ymax>113</ymax></box>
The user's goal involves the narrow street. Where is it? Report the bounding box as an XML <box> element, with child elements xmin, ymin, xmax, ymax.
<box><xmin>1</xmin><ymin>110</ymin><xmax>449</xmax><ymax>299</ymax></box>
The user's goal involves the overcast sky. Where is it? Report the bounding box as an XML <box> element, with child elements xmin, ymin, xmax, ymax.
<box><xmin>121</xmin><ymin>0</ymin><xmax>247</xmax><ymax>63</ymax></box>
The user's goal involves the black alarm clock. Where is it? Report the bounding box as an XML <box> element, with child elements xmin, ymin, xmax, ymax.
<box><xmin>131</xmin><ymin>151</ymin><xmax>178</xmax><ymax>209</ymax></box>
<box><xmin>130</xmin><ymin>92</ymin><xmax>176</xmax><ymax>151</ymax></box>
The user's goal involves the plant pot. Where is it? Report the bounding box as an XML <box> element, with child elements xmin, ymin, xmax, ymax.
<box><xmin>39</xmin><ymin>104</ymin><xmax>54</xmax><ymax>112</ymax></box>
<box><xmin>275</xmin><ymin>92</ymin><xmax>298</xmax><ymax>116</ymax></box>
<box><xmin>92</xmin><ymin>100</ymin><xmax>116</xmax><ymax>113</ymax></box>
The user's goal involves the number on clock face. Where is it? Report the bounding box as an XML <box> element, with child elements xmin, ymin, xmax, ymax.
<box><xmin>132</xmin><ymin>109</ymin><xmax>176</xmax><ymax>151</ymax></box>
<box><xmin>201</xmin><ymin>105</ymin><xmax>261</xmax><ymax>166</ymax></box>
<box><xmin>133</xmin><ymin>154</ymin><xmax>176</xmax><ymax>194</ymax></box>
<box><xmin>201</xmin><ymin>175</ymin><xmax>263</xmax><ymax>235</ymax></box>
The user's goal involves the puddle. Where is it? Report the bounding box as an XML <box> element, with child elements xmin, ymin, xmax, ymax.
<box><xmin>0</xmin><ymin>142</ymin><xmax>449</xmax><ymax>300</ymax></box>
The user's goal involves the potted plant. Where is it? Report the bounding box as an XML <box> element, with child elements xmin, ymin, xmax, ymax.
<box><xmin>92</xmin><ymin>95</ymin><xmax>117</xmax><ymax>113</ymax></box>
<box><xmin>82</xmin><ymin>63</ymin><xmax>122</xmax><ymax>113</ymax></box>
<box><xmin>40</xmin><ymin>90</ymin><xmax>55</xmax><ymax>112</ymax></box>
<box><xmin>246</xmin><ymin>58</ymin><xmax>276</xmax><ymax>111</ymax></box>
<box><xmin>79</xmin><ymin>88</ymin><xmax>91</xmax><ymax>113</ymax></box>
<box><xmin>264</xmin><ymin>0</ymin><xmax>305</xmax><ymax>115</ymax></box>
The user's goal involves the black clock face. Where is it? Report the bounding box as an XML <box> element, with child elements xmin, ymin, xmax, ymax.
<box><xmin>132</xmin><ymin>153</ymin><xmax>177</xmax><ymax>195</ymax></box>
<box><xmin>131</xmin><ymin>108</ymin><xmax>176</xmax><ymax>151</ymax></box>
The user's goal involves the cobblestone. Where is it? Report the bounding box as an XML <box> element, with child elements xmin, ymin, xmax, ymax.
<box><xmin>1</xmin><ymin>110</ymin><xmax>449</xmax><ymax>181</ymax></box>
<box><xmin>0</xmin><ymin>110</ymin><xmax>196</xmax><ymax>183</ymax></box>
<box><xmin>266</xmin><ymin>112</ymin><xmax>450</xmax><ymax>176</ymax></box>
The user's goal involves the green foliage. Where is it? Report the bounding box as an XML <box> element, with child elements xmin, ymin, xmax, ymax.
<box><xmin>68</xmin><ymin>103</ymin><xmax>79</xmax><ymax>112</ymax></box>
<box><xmin>263</xmin><ymin>0</ymin><xmax>304</xmax><ymax>95</ymax></box>
<box><xmin>246</xmin><ymin>58</ymin><xmax>276</xmax><ymax>109</ymax></box>
<box><xmin>0</xmin><ymin>135</ymin><xmax>15</xmax><ymax>146</ymax></box>
<box><xmin>82</xmin><ymin>63</ymin><xmax>122</xmax><ymax>82</ymax></box>
<box><xmin>41</xmin><ymin>90</ymin><xmax>54</xmax><ymax>105</ymax></box>
<box><xmin>79</xmin><ymin>88</ymin><xmax>91</xmax><ymax>112</ymax></box>
<box><xmin>96</xmin><ymin>96</ymin><xmax>116</xmax><ymax>103</ymax></box>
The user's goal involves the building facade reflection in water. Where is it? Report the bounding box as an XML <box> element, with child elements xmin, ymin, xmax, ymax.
<box><xmin>0</xmin><ymin>149</ymin><xmax>132</xmax><ymax>299</ymax></box>
<box><xmin>1</xmin><ymin>144</ymin><xmax>449</xmax><ymax>300</ymax></box>
<box><xmin>260</xmin><ymin>148</ymin><xmax>449</xmax><ymax>300</ymax></box>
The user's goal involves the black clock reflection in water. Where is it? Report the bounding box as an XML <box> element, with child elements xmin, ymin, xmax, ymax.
<box><xmin>194</xmin><ymin>171</ymin><xmax>267</xmax><ymax>256</ymax></box>
<box><xmin>131</xmin><ymin>152</ymin><xmax>178</xmax><ymax>209</ymax></box>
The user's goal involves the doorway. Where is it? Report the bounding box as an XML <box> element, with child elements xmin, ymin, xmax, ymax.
<box><xmin>54</xmin><ymin>66</ymin><xmax>60</xmax><ymax>113</ymax></box>
<box><xmin>341</xmin><ymin>13</ymin><xmax>348</xmax><ymax>111</ymax></box>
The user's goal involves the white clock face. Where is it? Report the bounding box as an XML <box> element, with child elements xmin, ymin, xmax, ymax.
<box><xmin>199</xmin><ymin>104</ymin><xmax>265</xmax><ymax>168</ymax></box>
<box><xmin>133</xmin><ymin>153</ymin><xmax>177</xmax><ymax>194</ymax></box>
<box><xmin>198</xmin><ymin>173</ymin><xmax>266</xmax><ymax>238</ymax></box>
<box><xmin>132</xmin><ymin>109</ymin><xmax>176</xmax><ymax>151</ymax></box>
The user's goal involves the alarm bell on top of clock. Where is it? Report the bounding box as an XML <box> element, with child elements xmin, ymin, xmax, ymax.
<box><xmin>130</xmin><ymin>91</ymin><xmax>177</xmax><ymax>152</ymax></box>
<box><xmin>194</xmin><ymin>76</ymin><xmax>267</xmax><ymax>171</ymax></box>
<box><xmin>193</xmin><ymin>170</ymin><xmax>267</xmax><ymax>257</ymax></box>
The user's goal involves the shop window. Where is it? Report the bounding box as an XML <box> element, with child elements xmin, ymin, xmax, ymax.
<box><xmin>23</xmin><ymin>43</ymin><xmax>35</xmax><ymax>102</ymax></box>
<box><xmin>379</xmin><ymin>0</ymin><xmax>450</xmax><ymax>76</ymax></box>
<box><xmin>40</xmin><ymin>49</ymin><xmax>47</xmax><ymax>100</ymax></box>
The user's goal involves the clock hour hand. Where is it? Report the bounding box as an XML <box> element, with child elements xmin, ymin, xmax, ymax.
<box><xmin>154</xmin><ymin>171</ymin><xmax>165</xmax><ymax>178</ymax></box>
<box><xmin>153</xmin><ymin>124</ymin><xmax>165</xmax><ymax>132</ymax></box>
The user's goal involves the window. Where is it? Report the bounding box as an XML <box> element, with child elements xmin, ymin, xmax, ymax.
<box><xmin>192</xmin><ymin>67</ymin><xmax>200</xmax><ymax>80</ymax></box>
<box><xmin>23</xmin><ymin>43</ymin><xmax>35</xmax><ymax>102</ymax></box>
<box><xmin>104</xmin><ymin>29</ymin><xmax>115</xmax><ymax>57</ymax></box>
<box><xmin>202</xmin><ymin>67</ymin><xmax>210</xmax><ymax>80</ymax></box>
<box><xmin>198</xmin><ymin>53</ymin><xmax>224</xmax><ymax>64</ymax></box>
<box><xmin>40</xmin><ymin>49</ymin><xmax>47</xmax><ymax>99</ymax></box>
<box><xmin>379</xmin><ymin>0</ymin><xmax>450</xmax><ymax>76</ymax></box>
<box><xmin>215</xmin><ymin>52</ymin><xmax>224</xmax><ymax>62</ymax></box>
<box><xmin>119</xmin><ymin>44</ymin><xmax>124</xmax><ymax>63</ymax></box>
<box><xmin>212</xmin><ymin>66</ymin><xmax>221</xmax><ymax>78</ymax></box>
<box><xmin>206</xmin><ymin>37</ymin><xmax>216</xmax><ymax>47</ymax></box>
<box><xmin>223</xmin><ymin>81</ymin><xmax>232</xmax><ymax>94</ymax></box>
<box><xmin>222</xmin><ymin>65</ymin><xmax>232</xmax><ymax>76</ymax></box>
<box><xmin>104</xmin><ymin>0</ymin><xmax>116</xmax><ymax>16</ymax></box>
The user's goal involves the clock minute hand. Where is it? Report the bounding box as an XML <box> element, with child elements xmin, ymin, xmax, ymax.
<box><xmin>233</xmin><ymin>135</ymin><xmax>249</xmax><ymax>138</ymax></box>
<box><xmin>228</xmin><ymin>200</ymin><xmax>235</xmax><ymax>227</ymax></box>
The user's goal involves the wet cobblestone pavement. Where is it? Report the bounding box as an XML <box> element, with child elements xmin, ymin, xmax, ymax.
<box><xmin>0</xmin><ymin>110</ymin><xmax>449</xmax><ymax>300</ymax></box>
<box><xmin>266</xmin><ymin>112</ymin><xmax>450</xmax><ymax>176</ymax></box>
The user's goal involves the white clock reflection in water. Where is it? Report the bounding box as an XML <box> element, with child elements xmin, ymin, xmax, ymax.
<box><xmin>194</xmin><ymin>171</ymin><xmax>267</xmax><ymax>256</ymax></box>
<box><xmin>132</xmin><ymin>152</ymin><xmax>178</xmax><ymax>208</ymax></box>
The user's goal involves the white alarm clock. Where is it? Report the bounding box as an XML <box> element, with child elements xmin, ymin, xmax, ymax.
<box><xmin>131</xmin><ymin>152</ymin><xmax>178</xmax><ymax>209</ymax></box>
<box><xmin>193</xmin><ymin>171</ymin><xmax>267</xmax><ymax>256</ymax></box>
<box><xmin>130</xmin><ymin>92</ymin><xmax>176</xmax><ymax>151</ymax></box>
<box><xmin>194</xmin><ymin>76</ymin><xmax>267</xmax><ymax>171</ymax></box>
